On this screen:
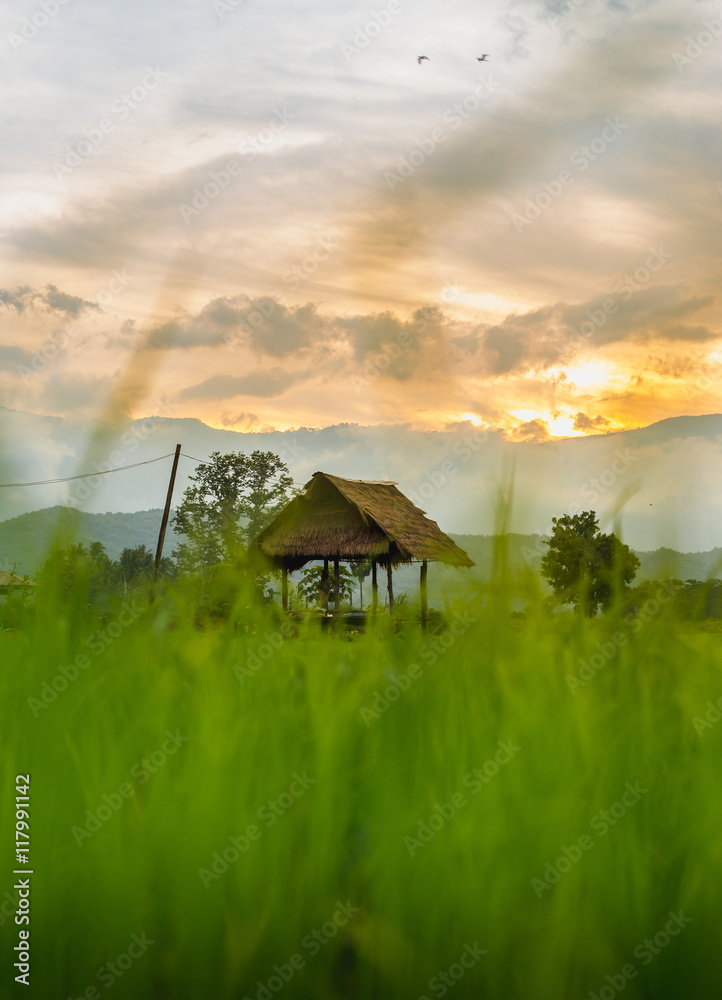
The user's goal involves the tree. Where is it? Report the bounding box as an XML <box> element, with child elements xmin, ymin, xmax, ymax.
<box><xmin>541</xmin><ymin>511</ymin><xmax>639</xmax><ymax>615</ymax></box>
<box><xmin>171</xmin><ymin>451</ymin><xmax>294</xmax><ymax>572</ymax></box>
<box><xmin>298</xmin><ymin>564</ymin><xmax>355</xmax><ymax>606</ymax></box>
<box><xmin>118</xmin><ymin>545</ymin><xmax>155</xmax><ymax>590</ymax></box>
<box><xmin>348</xmin><ymin>559</ymin><xmax>372</xmax><ymax>608</ymax></box>
<box><xmin>40</xmin><ymin>540</ymin><xmax>114</xmax><ymax>601</ymax></box>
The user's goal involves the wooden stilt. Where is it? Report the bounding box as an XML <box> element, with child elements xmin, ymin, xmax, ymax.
<box><xmin>372</xmin><ymin>560</ymin><xmax>378</xmax><ymax>616</ymax></box>
<box><xmin>420</xmin><ymin>560</ymin><xmax>428</xmax><ymax>632</ymax></box>
<box><xmin>282</xmin><ymin>568</ymin><xmax>288</xmax><ymax>611</ymax></box>
<box><xmin>387</xmin><ymin>562</ymin><xmax>394</xmax><ymax>610</ymax></box>
<box><xmin>334</xmin><ymin>557</ymin><xmax>340</xmax><ymax>613</ymax></box>
<box><xmin>321</xmin><ymin>559</ymin><xmax>329</xmax><ymax>611</ymax></box>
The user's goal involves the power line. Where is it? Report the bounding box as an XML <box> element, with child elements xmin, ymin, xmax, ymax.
<box><xmin>0</xmin><ymin>453</ymin><xmax>176</xmax><ymax>489</ymax></box>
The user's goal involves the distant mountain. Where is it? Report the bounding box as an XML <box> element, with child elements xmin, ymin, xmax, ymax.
<box><xmin>2</xmin><ymin>508</ymin><xmax>721</xmax><ymax>592</ymax></box>
<box><xmin>0</xmin><ymin>507</ymin><xmax>180</xmax><ymax>577</ymax></box>
<box><xmin>634</xmin><ymin>546</ymin><xmax>722</xmax><ymax>582</ymax></box>
<box><xmin>2</xmin><ymin>408</ymin><xmax>722</xmax><ymax>551</ymax></box>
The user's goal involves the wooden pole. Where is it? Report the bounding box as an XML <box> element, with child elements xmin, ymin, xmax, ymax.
<box><xmin>372</xmin><ymin>560</ymin><xmax>378</xmax><ymax>616</ymax></box>
<box><xmin>151</xmin><ymin>444</ymin><xmax>181</xmax><ymax>597</ymax></box>
<box><xmin>387</xmin><ymin>562</ymin><xmax>394</xmax><ymax>610</ymax></box>
<box><xmin>420</xmin><ymin>560</ymin><xmax>428</xmax><ymax>632</ymax></box>
<box><xmin>321</xmin><ymin>559</ymin><xmax>329</xmax><ymax>612</ymax></box>
<box><xmin>334</xmin><ymin>557</ymin><xmax>340</xmax><ymax>613</ymax></box>
<box><xmin>282</xmin><ymin>568</ymin><xmax>288</xmax><ymax>611</ymax></box>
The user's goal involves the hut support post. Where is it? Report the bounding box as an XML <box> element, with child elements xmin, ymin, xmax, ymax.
<box><xmin>281</xmin><ymin>568</ymin><xmax>288</xmax><ymax>611</ymax></box>
<box><xmin>321</xmin><ymin>559</ymin><xmax>329</xmax><ymax>611</ymax></box>
<box><xmin>420</xmin><ymin>560</ymin><xmax>428</xmax><ymax>631</ymax></box>
<box><xmin>334</xmin><ymin>557</ymin><xmax>340</xmax><ymax>613</ymax></box>
<box><xmin>387</xmin><ymin>562</ymin><xmax>394</xmax><ymax>610</ymax></box>
<box><xmin>372</xmin><ymin>560</ymin><xmax>378</xmax><ymax>616</ymax></box>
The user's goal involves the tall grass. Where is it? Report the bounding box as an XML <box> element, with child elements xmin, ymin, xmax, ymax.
<box><xmin>2</xmin><ymin>567</ymin><xmax>721</xmax><ymax>999</ymax></box>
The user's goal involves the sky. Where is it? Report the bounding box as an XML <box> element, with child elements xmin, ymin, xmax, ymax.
<box><xmin>1</xmin><ymin>0</ymin><xmax>721</xmax><ymax>444</ymax></box>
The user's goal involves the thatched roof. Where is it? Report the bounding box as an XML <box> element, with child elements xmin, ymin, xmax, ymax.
<box><xmin>0</xmin><ymin>571</ymin><xmax>33</xmax><ymax>588</ymax></box>
<box><xmin>252</xmin><ymin>471</ymin><xmax>474</xmax><ymax>571</ymax></box>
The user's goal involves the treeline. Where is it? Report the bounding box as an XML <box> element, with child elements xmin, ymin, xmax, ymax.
<box><xmin>627</xmin><ymin>578</ymin><xmax>722</xmax><ymax>621</ymax></box>
<box><xmin>38</xmin><ymin>541</ymin><xmax>175</xmax><ymax>600</ymax></box>
<box><xmin>33</xmin><ymin>541</ymin><xmax>369</xmax><ymax>612</ymax></box>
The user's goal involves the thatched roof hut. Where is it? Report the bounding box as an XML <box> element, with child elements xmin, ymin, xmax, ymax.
<box><xmin>0</xmin><ymin>571</ymin><xmax>34</xmax><ymax>595</ymax></box>
<box><xmin>252</xmin><ymin>471</ymin><xmax>473</xmax><ymax>618</ymax></box>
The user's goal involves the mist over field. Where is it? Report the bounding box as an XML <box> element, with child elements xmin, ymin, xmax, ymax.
<box><xmin>2</xmin><ymin>408</ymin><xmax>722</xmax><ymax>551</ymax></box>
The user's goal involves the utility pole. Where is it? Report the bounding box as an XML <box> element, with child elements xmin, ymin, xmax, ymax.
<box><xmin>151</xmin><ymin>444</ymin><xmax>181</xmax><ymax>598</ymax></box>
<box><xmin>420</xmin><ymin>560</ymin><xmax>428</xmax><ymax>632</ymax></box>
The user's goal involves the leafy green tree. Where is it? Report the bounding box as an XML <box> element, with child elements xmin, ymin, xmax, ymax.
<box><xmin>171</xmin><ymin>451</ymin><xmax>294</xmax><ymax>572</ymax></box>
<box><xmin>298</xmin><ymin>564</ymin><xmax>355</xmax><ymax>606</ymax></box>
<box><xmin>541</xmin><ymin>511</ymin><xmax>639</xmax><ymax>615</ymax></box>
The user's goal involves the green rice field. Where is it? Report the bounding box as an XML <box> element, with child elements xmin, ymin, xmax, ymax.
<box><xmin>2</xmin><ymin>569</ymin><xmax>721</xmax><ymax>999</ymax></box>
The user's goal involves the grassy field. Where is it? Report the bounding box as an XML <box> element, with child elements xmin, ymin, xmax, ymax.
<box><xmin>2</xmin><ymin>568</ymin><xmax>721</xmax><ymax>999</ymax></box>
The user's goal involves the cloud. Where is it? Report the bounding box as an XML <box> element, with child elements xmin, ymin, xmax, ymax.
<box><xmin>179</xmin><ymin>368</ymin><xmax>299</xmax><ymax>400</ymax></box>
<box><xmin>41</xmin><ymin>374</ymin><xmax>112</xmax><ymax>412</ymax></box>
<box><xmin>562</xmin><ymin>287</ymin><xmax>718</xmax><ymax>348</ymax></box>
<box><xmin>145</xmin><ymin>296</ymin><xmax>330</xmax><ymax>356</ymax></box>
<box><xmin>341</xmin><ymin>305</ymin><xmax>454</xmax><ymax>382</ymax></box>
<box><xmin>0</xmin><ymin>287</ymin><xmax>33</xmax><ymax>313</ymax></box>
<box><xmin>43</xmin><ymin>285</ymin><xmax>101</xmax><ymax>317</ymax></box>
<box><xmin>507</xmin><ymin>418</ymin><xmax>551</xmax><ymax>442</ymax></box>
<box><xmin>3</xmin><ymin>0</ymin><xmax>722</xmax><ymax>438</ymax></box>
<box><xmin>573</xmin><ymin>411</ymin><xmax>611</xmax><ymax>431</ymax></box>
<box><xmin>0</xmin><ymin>345</ymin><xmax>34</xmax><ymax>370</ymax></box>
<box><xmin>0</xmin><ymin>285</ymin><xmax>100</xmax><ymax>317</ymax></box>
<box><xmin>220</xmin><ymin>411</ymin><xmax>260</xmax><ymax>430</ymax></box>
<box><xmin>658</xmin><ymin>323</ymin><xmax>717</xmax><ymax>342</ymax></box>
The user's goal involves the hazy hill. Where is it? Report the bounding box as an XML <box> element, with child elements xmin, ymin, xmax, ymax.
<box><xmin>447</xmin><ymin>535</ymin><xmax>722</xmax><ymax>584</ymax></box>
<box><xmin>2</xmin><ymin>508</ymin><xmax>721</xmax><ymax>590</ymax></box>
<box><xmin>0</xmin><ymin>507</ymin><xmax>180</xmax><ymax>576</ymax></box>
<box><xmin>2</xmin><ymin>408</ymin><xmax>722</xmax><ymax>552</ymax></box>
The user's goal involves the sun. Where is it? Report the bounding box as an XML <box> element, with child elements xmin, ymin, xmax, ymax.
<box><xmin>509</xmin><ymin>410</ymin><xmax>585</xmax><ymax>438</ymax></box>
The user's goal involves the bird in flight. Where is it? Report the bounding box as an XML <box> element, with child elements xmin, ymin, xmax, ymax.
<box><xmin>477</xmin><ymin>54</ymin><xmax>490</xmax><ymax>61</ymax></box>
<box><xmin>417</xmin><ymin>55</ymin><xmax>429</xmax><ymax>64</ymax></box>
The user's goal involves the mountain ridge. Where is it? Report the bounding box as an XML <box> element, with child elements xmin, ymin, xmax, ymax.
<box><xmin>2</xmin><ymin>506</ymin><xmax>721</xmax><ymax>583</ymax></box>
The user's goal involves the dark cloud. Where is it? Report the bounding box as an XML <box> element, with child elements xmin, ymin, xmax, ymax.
<box><xmin>122</xmin><ymin>278</ymin><xmax>722</xmax><ymax>393</ymax></box>
<box><xmin>145</xmin><ymin>296</ymin><xmax>329</xmax><ymax>356</ymax></box>
<box><xmin>464</xmin><ymin>305</ymin><xmax>563</xmax><ymax>376</ymax></box>
<box><xmin>341</xmin><ymin>305</ymin><xmax>452</xmax><ymax>382</ymax></box>
<box><xmin>562</xmin><ymin>286</ymin><xmax>717</xmax><ymax>348</ymax></box>
<box><xmin>179</xmin><ymin>369</ymin><xmax>298</xmax><ymax>401</ymax></box>
<box><xmin>453</xmin><ymin>285</ymin><xmax>720</xmax><ymax>379</ymax></box>
<box><xmin>0</xmin><ymin>284</ymin><xmax>100</xmax><ymax>317</ymax></box>
<box><xmin>43</xmin><ymin>285</ymin><xmax>100</xmax><ymax>317</ymax></box>
<box><xmin>507</xmin><ymin>418</ymin><xmax>551</xmax><ymax>443</ymax></box>
<box><xmin>220</xmin><ymin>411</ymin><xmax>259</xmax><ymax>429</ymax></box>
<box><xmin>573</xmin><ymin>412</ymin><xmax>611</xmax><ymax>431</ymax></box>
<box><xmin>0</xmin><ymin>287</ymin><xmax>33</xmax><ymax>313</ymax></box>
<box><xmin>0</xmin><ymin>344</ymin><xmax>34</xmax><ymax>370</ymax></box>
<box><xmin>657</xmin><ymin>324</ymin><xmax>717</xmax><ymax>342</ymax></box>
